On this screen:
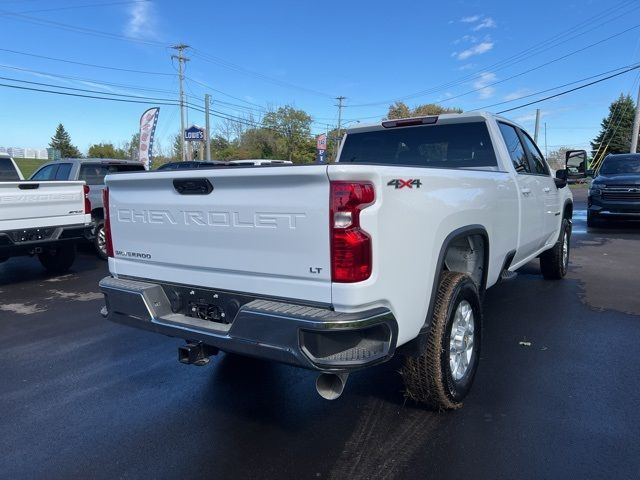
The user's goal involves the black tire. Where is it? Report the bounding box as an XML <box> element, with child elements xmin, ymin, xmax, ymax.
<box><xmin>38</xmin><ymin>244</ymin><xmax>76</xmax><ymax>274</ymax></box>
<box><xmin>540</xmin><ymin>218</ymin><xmax>571</xmax><ymax>280</ymax></box>
<box><xmin>402</xmin><ymin>271</ymin><xmax>482</xmax><ymax>410</ymax></box>
<box><xmin>93</xmin><ymin>220</ymin><xmax>108</xmax><ymax>260</ymax></box>
<box><xmin>586</xmin><ymin>210</ymin><xmax>599</xmax><ymax>228</ymax></box>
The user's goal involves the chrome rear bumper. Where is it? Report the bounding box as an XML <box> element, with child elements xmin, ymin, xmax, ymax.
<box><xmin>99</xmin><ymin>276</ymin><xmax>397</xmax><ymax>372</ymax></box>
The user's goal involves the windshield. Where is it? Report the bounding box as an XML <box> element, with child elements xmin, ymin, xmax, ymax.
<box><xmin>600</xmin><ymin>155</ymin><xmax>640</xmax><ymax>175</ymax></box>
<box><xmin>339</xmin><ymin>121</ymin><xmax>497</xmax><ymax>168</ymax></box>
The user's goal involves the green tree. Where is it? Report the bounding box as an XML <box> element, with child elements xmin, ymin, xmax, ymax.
<box><xmin>125</xmin><ymin>132</ymin><xmax>140</xmax><ymax>159</ymax></box>
<box><xmin>386</xmin><ymin>102</ymin><xmax>463</xmax><ymax>119</ymax></box>
<box><xmin>49</xmin><ymin>123</ymin><xmax>82</xmax><ymax>158</ymax></box>
<box><xmin>172</xmin><ymin>133</ymin><xmax>182</xmax><ymax>160</ymax></box>
<box><xmin>262</xmin><ymin>105</ymin><xmax>312</xmax><ymax>161</ymax></box>
<box><xmin>591</xmin><ymin>94</ymin><xmax>637</xmax><ymax>163</ymax></box>
<box><xmin>87</xmin><ymin>143</ymin><xmax>127</xmax><ymax>159</ymax></box>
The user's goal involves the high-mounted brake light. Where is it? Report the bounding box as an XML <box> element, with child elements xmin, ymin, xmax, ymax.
<box><xmin>102</xmin><ymin>187</ymin><xmax>114</xmax><ymax>258</ymax></box>
<box><xmin>83</xmin><ymin>185</ymin><xmax>91</xmax><ymax>214</ymax></box>
<box><xmin>382</xmin><ymin>116</ymin><xmax>438</xmax><ymax>128</ymax></box>
<box><xmin>330</xmin><ymin>181</ymin><xmax>375</xmax><ymax>283</ymax></box>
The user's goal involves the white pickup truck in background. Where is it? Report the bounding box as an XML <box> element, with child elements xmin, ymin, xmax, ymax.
<box><xmin>0</xmin><ymin>154</ymin><xmax>93</xmax><ymax>273</ymax></box>
<box><xmin>99</xmin><ymin>112</ymin><xmax>578</xmax><ymax>409</ymax></box>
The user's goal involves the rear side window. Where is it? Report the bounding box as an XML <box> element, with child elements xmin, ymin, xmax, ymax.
<box><xmin>0</xmin><ymin>158</ymin><xmax>20</xmax><ymax>181</ymax></box>
<box><xmin>79</xmin><ymin>164</ymin><xmax>108</xmax><ymax>184</ymax></box>
<box><xmin>339</xmin><ymin>122</ymin><xmax>497</xmax><ymax>168</ymax></box>
<box><xmin>31</xmin><ymin>164</ymin><xmax>58</xmax><ymax>180</ymax></box>
<box><xmin>498</xmin><ymin>123</ymin><xmax>530</xmax><ymax>174</ymax></box>
<box><xmin>54</xmin><ymin>163</ymin><xmax>72</xmax><ymax>180</ymax></box>
<box><xmin>79</xmin><ymin>164</ymin><xmax>143</xmax><ymax>184</ymax></box>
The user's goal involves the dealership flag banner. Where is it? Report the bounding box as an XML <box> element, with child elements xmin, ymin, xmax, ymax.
<box><xmin>138</xmin><ymin>107</ymin><xmax>160</xmax><ymax>169</ymax></box>
<box><xmin>316</xmin><ymin>133</ymin><xmax>327</xmax><ymax>164</ymax></box>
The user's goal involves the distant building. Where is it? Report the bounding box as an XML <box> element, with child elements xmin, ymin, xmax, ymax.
<box><xmin>0</xmin><ymin>146</ymin><xmax>50</xmax><ymax>158</ymax></box>
<box><xmin>7</xmin><ymin>147</ymin><xmax>25</xmax><ymax>158</ymax></box>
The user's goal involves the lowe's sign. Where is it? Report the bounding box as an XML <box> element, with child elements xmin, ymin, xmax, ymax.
<box><xmin>184</xmin><ymin>125</ymin><xmax>205</xmax><ymax>142</ymax></box>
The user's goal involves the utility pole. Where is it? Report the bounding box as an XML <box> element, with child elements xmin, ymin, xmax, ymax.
<box><xmin>631</xmin><ymin>83</ymin><xmax>640</xmax><ymax>153</ymax></box>
<box><xmin>534</xmin><ymin>109</ymin><xmax>541</xmax><ymax>143</ymax></box>
<box><xmin>335</xmin><ymin>96</ymin><xmax>346</xmax><ymax>161</ymax></box>
<box><xmin>544</xmin><ymin>122</ymin><xmax>548</xmax><ymax>158</ymax></box>
<box><xmin>205</xmin><ymin>94</ymin><xmax>211</xmax><ymax>161</ymax></box>
<box><xmin>171</xmin><ymin>44</ymin><xmax>190</xmax><ymax>161</ymax></box>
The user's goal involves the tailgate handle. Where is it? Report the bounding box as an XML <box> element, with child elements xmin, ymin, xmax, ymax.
<box><xmin>173</xmin><ymin>178</ymin><xmax>213</xmax><ymax>195</ymax></box>
<box><xmin>18</xmin><ymin>183</ymin><xmax>39</xmax><ymax>190</ymax></box>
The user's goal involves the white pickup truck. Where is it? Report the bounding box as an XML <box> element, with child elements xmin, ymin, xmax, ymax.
<box><xmin>0</xmin><ymin>154</ymin><xmax>93</xmax><ymax>273</ymax></box>
<box><xmin>99</xmin><ymin>112</ymin><xmax>577</xmax><ymax>409</ymax></box>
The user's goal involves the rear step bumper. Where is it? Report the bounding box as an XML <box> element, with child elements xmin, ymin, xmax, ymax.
<box><xmin>99</xmin><ymin>276</ymin><xmax>398</xmax><ymax>372</ymax></box>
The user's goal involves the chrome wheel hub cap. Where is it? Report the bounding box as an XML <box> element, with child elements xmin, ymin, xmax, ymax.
<box><xmin>97</xmin><ymin>227</ymin><xmax>106</xmax><ymax>252</ymax></box>
<box><xmin>562</xmin><ymin>234</ymin><xmax>569</xmax><ymax>269</ymax></box>
<box><xmin>449</xmin><ymin>300</ymin><xmax>475</xmax><ymax>381</ymax></box>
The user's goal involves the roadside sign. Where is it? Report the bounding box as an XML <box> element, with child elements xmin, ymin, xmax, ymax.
<box><xmin>184</xmin><ymin>125</ymin><xmax>205</xmax><ymax>142</ymax></box>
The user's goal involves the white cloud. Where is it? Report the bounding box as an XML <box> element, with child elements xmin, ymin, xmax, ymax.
<box><xmin>458</xmin><ymin>63</ymin><xmax>475</xmax><ymax>71</ymax></box>
<box><xmin>473</xmin><ymin>72</ymin><xmax>497</xmax><ymax>99</ymax></box>
<box><xmin>456</xmin><ymin>41</ymin><xmax>494</xmax><ymax>60</ymax></box>
<box><xmin>125</xmin><ymin>2</ymin><xmax>158</xmax><ymax>39</ymax></box>
<box><xmin>514</xmin><ymin>112</ymin><xmax>539</xmax><ymax>123</ymax></box>
<box><xmin>461</xmin><ymin>15</ymin><xmax>482</xmax><ymax>23</ymax></box>
<box><xmin>503</xmin><ymin>88</ymin><xmax>532</xmax><ymax>101</ymax></box>
<box><xmin>472</xmin><ymin>17</ymin><xmax>496</xmax><ymax>31</ymax></box>
<box><xmin>453</xmin><ymin>34</ymin><xmax>478</xmax><ymax>45</ymax></box>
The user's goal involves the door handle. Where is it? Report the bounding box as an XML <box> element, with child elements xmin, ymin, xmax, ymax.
<box><xmin>521</xmin><ymin>188</ymin><xmax>531</xmax><ymax>196</ymax></box>
<box><xmin>543</xmin><ymin>187</ymin><xmax>551</xmax><ymax>193</ymax></box>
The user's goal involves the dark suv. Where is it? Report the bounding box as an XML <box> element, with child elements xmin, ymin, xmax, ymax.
<box><xmin>30</xmin><ymin>159</ymin><xmax>146</xmax><ymax>258</ymax></box>
<box><xmin>588</xmin><ymin>153</ymin><xmax>640</xmax><ymax>227</ymax></box>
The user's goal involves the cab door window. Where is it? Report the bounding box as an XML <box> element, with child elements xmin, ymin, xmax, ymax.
<box><xmin>31</xmin><ymin>164</ymin><xmax>58</xmax><ymax>180</ymax></box>
<box><xmin>498</xmin><ymin>123</ymin><xmax>530</xmax><ymax>174</ymax></box>
<box><xmin>520</xmin><ymin>131</ymin><xmax>550</xmax><ymax>175</ymax></box>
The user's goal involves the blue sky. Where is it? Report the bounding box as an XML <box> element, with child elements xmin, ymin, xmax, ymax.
<box><xmin>1</xmin><ymin>0</ymin><xmax>639</xmax><ymax>156</ymax></box>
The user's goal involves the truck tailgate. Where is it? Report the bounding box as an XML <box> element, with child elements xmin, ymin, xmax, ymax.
<box><xmin>106</xmin><ymin>166</ymin><xmax>332</xmax><ymax>304</ymax></box>
<box><xmin>0</xmin><ymin>181</ymin><xmax>87</xmax><ymax>229</ymax></box>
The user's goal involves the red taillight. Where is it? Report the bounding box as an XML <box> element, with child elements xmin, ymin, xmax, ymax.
<box><xmin>83</xmin><ymin>184</ymin><xmax>91</xmax><ymax>214</ymax></box>
<box><xmin>102</xmin><ymin>187</ymin><xmax>114</xmax><ymax>258</ymax></box>
<box><xmin>330</xmin><ymin>181</ymin><xmax>374</xmax><ymax>283</ymax></box>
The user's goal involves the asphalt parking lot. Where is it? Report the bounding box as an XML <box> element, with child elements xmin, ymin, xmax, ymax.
<box><xmin>1</xmin><ymin>188</ymin><xmax>639</xmax><ymax>479</ymax></box>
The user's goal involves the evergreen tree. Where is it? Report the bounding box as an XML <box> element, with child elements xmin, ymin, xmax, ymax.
<box><xmin>49</xmin><ymin>123</ymin><xmax>82</xmax><ymax>158</ymax></box>
<box><xmin>591</xmin><ymin>94</ymin><xmax>636</xmax><ymax>162</ymax></box>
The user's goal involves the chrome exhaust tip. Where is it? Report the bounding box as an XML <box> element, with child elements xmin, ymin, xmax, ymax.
<box><xmin>315</xmin><ymin>373</ymin><xmax>349</xmax><ymax>400</ymax></box>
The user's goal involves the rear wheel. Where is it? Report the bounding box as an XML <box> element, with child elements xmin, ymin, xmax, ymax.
<box><xmin>402</xmin><ymin>272</ymin><xmax>482</xmax><ymax>410</ymax></box>
<box><xmin>38</xmin><ymin>244</ymin><xmax>76</xmax><ymax>273</ymax></box>
<box><xmin>540</xmin><ymin>218</ymin><xmax>570</xmax><ymax>280</ymax></box>
<box><xmin>93</xmin><ymin>220</ymin><xmax>108</xmax><ymax>260</ymax></box>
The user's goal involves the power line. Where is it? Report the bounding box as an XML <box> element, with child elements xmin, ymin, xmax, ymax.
<box><xmin>0</xmin><ymin>63</ymin><xmax>177</xmax><ymax>95</ymax></box>
<box><xmin>348</xmin><ymin>1</ymin><xmax>639</xmax><ymax>107</ymax></box>
<box><xmin>0</xmin><ymin>7</ymin><xmax>168</xmax><ymax>47</ymax></box>
<box><xmin>0</xmin><ymin>81</ymin><xmax>180</xmax><ymax>105</ymax></box>
<box><xmin>495</xmin><ymin>64</ymin><xmax>640</xmax><ymax>114</ymax></box>
<box><xmin>478</xmin><ymin>63</ymin><xmax>640</xmax><ymax>110</ymax></box>
<box><xmin>0</xmin><ymin>47</ymin><xmax>173</xmax><ymax>76</ymax></box>
<box><xmin>0</xmin><ymin>74</ymin><xmax>177</xmax><ymax>101</ymax></box>
<box><xmin>348</xmin><ymin>22</ymin><xmax>640</xmax><ymax>113</ymax></box>
<box><xmin>190</xmin><ymin>48</ymin><xmax>335</xmax><ymax>99</ymax></box>
<box><xmin>0</xmin><ymin>0</ymin><xmax>148</xmax><ymax>16</ymax></box>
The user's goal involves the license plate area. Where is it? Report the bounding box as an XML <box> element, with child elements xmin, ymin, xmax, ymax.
<box><xmin>160</xmin><ymin>283</ymin><xmax>257</xmax><ymax>326</ymax></box>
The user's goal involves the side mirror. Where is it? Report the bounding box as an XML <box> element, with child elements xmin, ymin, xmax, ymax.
<box><xmin>555</xmin><ymin>169</ymin><xmax>568</xmax><ymax>188</ymax></box>
<box><xmin>565</xmin><ymin>150</ymin><xmax>587</xmax><ymax>179</ymax></box>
